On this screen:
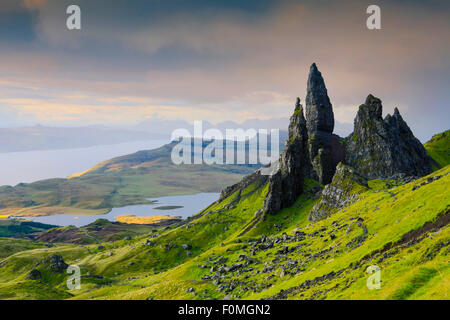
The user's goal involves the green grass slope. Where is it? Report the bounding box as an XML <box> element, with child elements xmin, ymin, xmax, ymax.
<box><xmin>0</xmin><ymin>166</ymin><xmax>448</xmax><ymax>300</ymax></box>
<box><xmin>0</xmin><ymin>238</ymin><xmax>47</xmax><ymax>259</ymax></box>
<box><xmin>425</xmin><ymin>129</ymin><xmax>450</xmax><ymax>170</ymax></box>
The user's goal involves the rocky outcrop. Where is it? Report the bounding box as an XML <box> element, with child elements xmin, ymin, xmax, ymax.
<box><xmin>26</xmin><ymin>269</ymin><xmax>42</xmax><ymax>280</ymax></box>
<box><xmin>345</xmin><ymin>95</ymin><xmax>432</xmax><ymax>179</ymax></box>
<box><xmin>220</xmin><ymin>169</ymin><xmax>268</xmax><ymax>201</ymax></box>
<box><xmin>305</xmin><ymin>63</ymin><xmax>345</xmax><ymax>185</ymax></box>
<box><xmin>263</xmin><ymin>98</ymin><xmax>311</xmax><ymax>214</ymax></box>
<box><xmin>225</xmin><ymin>64</ymin><xmax>433</xmax><ymax>220</ymax></box>
<box><xmin>309</xmin><ymin>163</ymin><xmax>368</xmax><ymax>222</ymax></box>
<box><xmin>36</xmin><ymin>254</ymin><xmax>69</xmax><ymax>273</ymax></box>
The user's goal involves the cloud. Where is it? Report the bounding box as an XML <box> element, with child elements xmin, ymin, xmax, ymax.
<box><xmin>333</xmin><ymin>105</ymin><xmax>359</xmax><ymax>124</ymax></box>
<box><xmin>0</xmin><ymin>0</ymin><xmax>449</xmax><ymax>141</ymax></box>
<box><xmin>23</xmin><ymin>0</ymin><xmax>48</xmax><ymax>10</ymax></box>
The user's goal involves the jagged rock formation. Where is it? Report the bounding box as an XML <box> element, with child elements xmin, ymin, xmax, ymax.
<box><xmin>305</xmin><ymin>63</ymin><xmax>345</xmax><ymax>185</ymax></box>
<box><xmin>345</xmin><ymin>95</ymin><xmax>432</xmax><ymax>179</ymax></box>
<box><xmin>250</xmin><ymin>65</ymin><xmax>432</xmax><ymax>218</ymax></box>
<box><xmin>309</xmin><ymin>163</ymin><xmax>368</xmax><ymax>222</ymax></box>
<box><xmin>263</xmin><ymin>98</ymin><xmax>311</xmax><ymax>214</ymax></box>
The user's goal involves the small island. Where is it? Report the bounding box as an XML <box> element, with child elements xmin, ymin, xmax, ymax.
<box><xmin>153</xmin><ymin>205</ymin><xmax>184</xmax><ymax>210</ymax></box>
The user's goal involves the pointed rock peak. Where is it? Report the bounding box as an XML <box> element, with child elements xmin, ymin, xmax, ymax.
<box><xmin>305</xmin><ymin>63</ymin><xmax>334</xmax><ymax>134</ymax></box>
<box><xmin>293</xmin><ymin>98</ymin><xmax>305</xmax><ymax>119</ymax></box>
<box><xmin>365</xmin><ymin>94</ymin><xmax>381</xmax><ymax>105</ymax></box>
<box><xmin>294</xmin><ymin>97</ymin><xmax>302</xmax><ymax>111</ymax></box>
<box><xmin>385</xmin><ymin>107</ymin><xmax>409</xmax><ymax>130</ymax></box>
<box><xmin>358</xmin><ymin>94</ymin><xmax>382</xmax><ymax>119</ymax></box>
<box><xmin>346</xmin><ymin>95</ymin><xmax>432</xmax><ymax>179</ymax></box>
<box><xmin>307</xmin><ymin>63</ymin><xmax>326</xmax><ymax>92</ymax></box>
<box><xmin>390</xmin><ymin>107</ymin><xmax>406</xmax><ymax>124</ymax></box>
<box><xmin>288</xmin><ymin>98</ymin><xmax>306</xmax><ymax>140</ymax></box>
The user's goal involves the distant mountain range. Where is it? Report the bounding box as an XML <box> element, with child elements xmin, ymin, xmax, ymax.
<box><xmin>0</xmin><ymin>117</ymin><xmax>352</xmax><ymax>153</ymax></box>
<box><xmin>0</xmin><ymin>125</ymin><xmax>156</xmax><ymax>153</ymax></box>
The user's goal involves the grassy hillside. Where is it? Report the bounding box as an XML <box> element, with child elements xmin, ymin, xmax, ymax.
<box><xmin>0</xmin><ymin>142</ymin><xmax>260</xmax><ymax>217</ymax></box>
<box><xmin>0</xmin><ymin>165</ymin><xmax>447</xmax><ymax>300</ymax></box>
<box><xmin>425</xmin><ymin>129</ymin><xmax>450</xmax><ymax>170</ymax></box>
<box><xmin>0</xmin><ymin>238</ymin><xmax>47</xmax><ymax>259</ymax></box>
<box><xmin>34</xmin><ymin>219</ymin><xmax>178</xmax><ymax>245</ymax></box>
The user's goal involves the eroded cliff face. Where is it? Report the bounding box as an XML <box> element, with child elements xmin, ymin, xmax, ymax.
<box><xmin>345</xmin><ymin>95</ymin><xmax>432</xmax><ymax>179</ymax></box>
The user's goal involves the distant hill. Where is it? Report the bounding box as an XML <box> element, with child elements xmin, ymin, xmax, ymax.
<box><xmin>0</xmin><ymin>136</ymin><xmax>286</xmax><ymax>218</ymax></box>
<box><xmin>33</xmin><ymin>219</ymin><xmax>177</xmax><ymax>245</ymax></box>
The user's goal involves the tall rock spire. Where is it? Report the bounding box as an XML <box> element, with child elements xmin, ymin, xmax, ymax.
<box><xmin>305</xmin><ymin>63</ymin><xmax>335</xmax><ymax>135</ymax></box>
<box><xmin>262</xmin><ymin>98</ymin><xmax>311</xmax><ymax>214</ymax></box>
<box><xmin>305</xmin><ymin>63</ymin><xmax>344</xmax><ymax>185</ymax></box>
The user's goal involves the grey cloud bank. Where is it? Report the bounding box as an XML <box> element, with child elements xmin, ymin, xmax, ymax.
<box><xmin>0</xmin><ymin>0</ymin><xmax>449</xmax><ymax>142</ymax></box>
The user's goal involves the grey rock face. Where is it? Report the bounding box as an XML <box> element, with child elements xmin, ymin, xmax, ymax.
<box><xmin>263</xmin><ymin>98</ymin><xmax>311</xmax><ymax>214</ymax></box>
<box><xmin>345</xmin><ymin>95</ymin><xmax>432</xmax><ymax>179</ymax></box>
<box><xmin>309</xmin><ymin>163</ymin><xmax>368</xmax><ymax>222</ymax></box>
<box><xmin>305</xmin><ymin>64</ymin><xmax>344</xmax><ymax>184</ymax></box>
<box><xmin>309</xmin><ymin>131</ymin><xmax>345</xmax><ymax>185</ymax></box>
<box><xmin>305</xmin><ymin>63</ymin><xmax>334</xmax><ymax>135</ymax></box>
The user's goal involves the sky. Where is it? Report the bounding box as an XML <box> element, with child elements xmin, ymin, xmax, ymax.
<box><xmin>0</xmin><ymin>0</ymin><xmax>449</xmax><ymax>141</ymax></box>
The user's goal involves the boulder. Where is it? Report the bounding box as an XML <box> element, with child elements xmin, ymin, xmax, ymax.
<box><xmin>47</xmin><ymin>255</ymin><xmax>69</xmax><ymax>273</ymax></box>
<box><xmin>26</xmin><ymin>269</ymin><xmax>42</xmax><ymax>280</ymax></box>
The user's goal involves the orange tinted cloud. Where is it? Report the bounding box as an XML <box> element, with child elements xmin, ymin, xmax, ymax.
<box><xmin>23</xmin><ymin>0</ymin><xmax>48</xmax><ymax>10</ymax></box>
